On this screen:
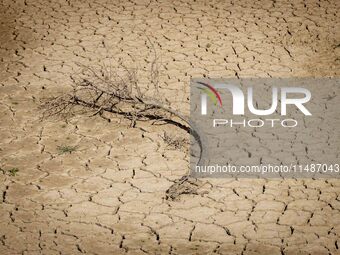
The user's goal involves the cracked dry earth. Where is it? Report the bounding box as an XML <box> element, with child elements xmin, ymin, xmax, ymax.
<box><xmin>0</xmin><ymin>0</ymin><xmax>340</xmax><ymax>254</ymax></box>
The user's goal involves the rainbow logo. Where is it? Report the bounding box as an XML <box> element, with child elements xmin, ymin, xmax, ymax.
<box><xmin>197</xmin><ymin>81</ymin><xmax>222</xmax><ymax>107</ymax></box>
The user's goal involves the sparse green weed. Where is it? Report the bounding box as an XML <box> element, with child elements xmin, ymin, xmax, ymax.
<box><xmin>57</xmin><ymin>145</ymin><xmax>77</xmax><ymax>154</ymax></box>
<box><xmin>0</xmin><ymin>167</ymin><xmax>19</xmax><ymax>176</ymax></box>
<box><xmin>8</xmin><ymin>168</ymin><xmax>19</xmax><ymax>176</ymax></box>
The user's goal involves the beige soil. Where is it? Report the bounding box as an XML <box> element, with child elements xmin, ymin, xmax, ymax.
<box><xmin>0</xmin><ymin>0</ymin><xmax>339</xmax><ymax>254</ymax></box>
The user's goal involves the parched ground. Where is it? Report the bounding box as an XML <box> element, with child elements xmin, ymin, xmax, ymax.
<box><xmin>0</xmin><ymin>0</ymin><xmax>339</xmax><ymax>254</ymax></box>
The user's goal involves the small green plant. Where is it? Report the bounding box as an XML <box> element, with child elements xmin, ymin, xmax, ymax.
<box><xmin>8</xmin><ymin>168</ymin><xmax>19</xmax><ymax>176</ymax></box>
<box><xmin>57</xmin><ymin>145</ymin><xmax>77</xmax><ymax>154</ymax></box>
<box><xmin>0</xmin><ymin>167</ymin><xmax>19</xmax><ymax>176</ymax></box>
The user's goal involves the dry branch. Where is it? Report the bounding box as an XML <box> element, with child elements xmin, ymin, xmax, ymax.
<box><xmin>40</xmin><ymin>51</ymin><xmax>205</xmax><ymax>200</ymax></box>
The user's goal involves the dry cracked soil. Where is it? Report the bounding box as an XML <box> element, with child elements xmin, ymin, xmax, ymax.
<box><xmin>0</xmin><ymin>0</ymin><xmax>340</xmax><ymax>254</ymax></box>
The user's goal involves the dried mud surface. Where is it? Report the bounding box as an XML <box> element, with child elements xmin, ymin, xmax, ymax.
<box><xmin>0</xmin><ymin>0</ymin><xmax>339</xmax><ymax>254</ymax></box>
